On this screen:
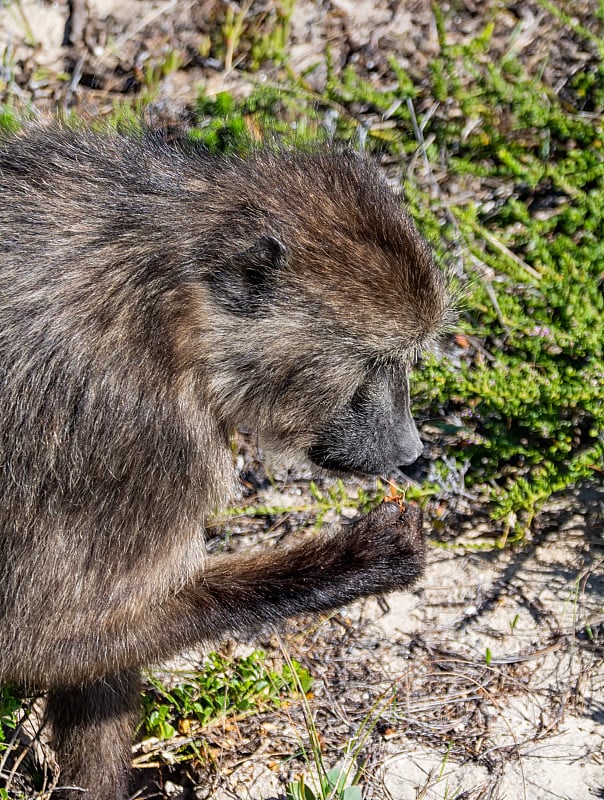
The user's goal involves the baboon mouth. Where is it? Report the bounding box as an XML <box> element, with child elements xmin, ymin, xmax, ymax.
<box><xmin>388</xmin><ymin>459</ymin><xmax>428</xmax><ymax>484</ymax></box>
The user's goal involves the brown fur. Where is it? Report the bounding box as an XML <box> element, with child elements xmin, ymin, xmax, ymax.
<box><xmin>0</xmin><ymin>127</ymin><xmax>452</xmax><ymax>798</ymax></box>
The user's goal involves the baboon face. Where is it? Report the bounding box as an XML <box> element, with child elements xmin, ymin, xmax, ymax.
<box><xmin>307</xmin><ymin>364</ymin><xmax>423</xmax><ymax>474</ymax></box>
<box><xmin>208</xmin><ymin>286</ymin><xmax>426</xmax><ymax>475</ymax></box>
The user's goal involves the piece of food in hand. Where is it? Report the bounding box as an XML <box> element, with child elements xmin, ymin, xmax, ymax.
<box><xmin>383</xmin><ymin>480</ymin><xmax>408</xmax><ymax>512</ymax></box>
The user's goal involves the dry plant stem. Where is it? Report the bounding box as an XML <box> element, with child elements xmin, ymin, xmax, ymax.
<box><xmin>0</xmin><ymin>698</ymin><xmax>47</xmax><ymax>793</ymax></box>
<box><xmin>67</xmin><ymin>0</ymin><xmax>87</xmax><ymax>46</ymax></box>
<box><xmin>96</xmin><ymin>0</ymin><xmax>182</xmax><ymax>62</ymax></box>
<box><xmin>406</xmin><ymin>96</ymin><xmax>465</xmax><ymax>279</ymax></box>
<box><xmin>475</xmin><ymin>224</ymin><xmax>542</xmax><ymax>282</ymax></box>
<box><xmin>467</xmin><ymin>253</ymin><xmax>511</xmax><ymax>334</ymax></box>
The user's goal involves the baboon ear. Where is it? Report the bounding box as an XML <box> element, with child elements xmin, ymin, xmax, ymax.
<box><xmin>210</xmin><ymin>235</ymin><xmax>286</xmax><ymax>315</ymax></box>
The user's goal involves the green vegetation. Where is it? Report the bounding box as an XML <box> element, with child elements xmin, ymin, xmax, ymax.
<box><xmin>410</xmin><ymin>14</ymin><xmax>604</xmax><ymax>527</ymax></box>
<box><xmin>282</xmin><ymin>646</ymin><xmax>375</xmax><ymax>800</ymax></box>
<box><xmin>219</xmin><ymin>478</ymin><xmax>373</xmax><ymax>527</ymax></box>
<box><xmin>0</xmin><ymin>687</ymin><xmax>33</xmax><ymax>797</ymax></box>
<box><xmin>287</xmin><ymin>768</ymin><xmax>362</xmax><ymax>800</ymax></box>
<box><xmin>139</xmin><ymin>650</ymin><xmax>311</xmax><ymax>761</ymax></box>
<box><xmin>0</xmin><ymin>687</ymin><xmax>20</xmax><ymax>754</ymax></box>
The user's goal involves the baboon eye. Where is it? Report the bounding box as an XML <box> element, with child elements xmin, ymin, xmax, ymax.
<box><xmin>209</xmin><ymin>235</ymin><xmax>286</xmax><ymax>316</ymax></box>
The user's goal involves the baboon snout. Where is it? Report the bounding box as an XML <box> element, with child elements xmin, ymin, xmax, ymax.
<box><xmin>307</xmin><ymin>366</ymin><xmax>427</xmax><ymax>476</ymax></box>
<box><xmin>395</xmin><ymin>423</ymin><xmax>424</xmax><ymax>466</ymax></box>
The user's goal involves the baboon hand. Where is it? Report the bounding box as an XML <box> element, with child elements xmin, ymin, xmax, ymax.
<box><xmin>339</xmin><ymin>500</ymin><xmax>425</xmax><ymax>594</ymax></box>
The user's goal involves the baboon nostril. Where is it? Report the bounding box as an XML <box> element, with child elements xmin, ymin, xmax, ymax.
<box><xmin>396</xmin><ymin>440</ymin><xmax>423</xmax><ymax>466</ymax></box>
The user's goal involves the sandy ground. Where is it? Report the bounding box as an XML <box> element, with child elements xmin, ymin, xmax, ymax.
<box><xmin>182</xmin><ymin>479</ymin><xmax>602</xmax><ymax>800</ymax></box>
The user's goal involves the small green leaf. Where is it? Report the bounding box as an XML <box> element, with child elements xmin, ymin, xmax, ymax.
<box><xmin>326</xmin><ymin>767</ymin><xmax>346</xmax><ymax>791</ymax></box>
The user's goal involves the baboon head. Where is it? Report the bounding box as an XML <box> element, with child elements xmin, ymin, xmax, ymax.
<box><xmin>189</xmin><ymin>149</ymin><xmax>453</xmax><ymax>476</ymax></box>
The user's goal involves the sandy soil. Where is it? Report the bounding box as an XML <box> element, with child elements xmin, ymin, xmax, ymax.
<box><xmin>173</xmin><ymin>476</ymin><xmax>601</xmax><ymax>800</ymax></box>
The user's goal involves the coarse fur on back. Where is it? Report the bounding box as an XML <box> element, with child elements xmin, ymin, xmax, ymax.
<box><xmin>0</xmin><ymin>126</ymin><xmax>452</xmax><ymax>799</ymax></box>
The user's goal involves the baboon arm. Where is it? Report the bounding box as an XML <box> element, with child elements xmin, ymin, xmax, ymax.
<box><xmin>186</xmin><ymin>501</ymin><xmax>424</xmax><ymax>636</ymax></box>
<box><xmin>48</xmin><ymin>503</ymin><xmax>423</xmax><ymax>685</ymax></box>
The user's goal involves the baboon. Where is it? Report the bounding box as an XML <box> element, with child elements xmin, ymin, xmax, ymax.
<box><xmin>0</xmin><ymin>127</ymin><xmax>453</xmax><ymax>799</ymax></box>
